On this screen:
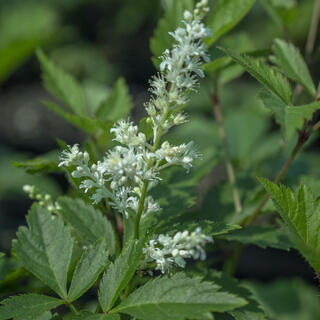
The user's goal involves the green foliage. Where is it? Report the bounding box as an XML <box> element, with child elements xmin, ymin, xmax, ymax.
<box><xmin>271</xmin><ymin>38</ymin><xmax>316</xmax><ymax>97</ymax></box>
<box><xmin>0</xmin><ymin>294</ymin><xmax>63</xmax><ymax>320</ymax></box>
<box><xmin>246</xmin><ymin>278</ymin><xmax>320</xmax><ymax>320</ymax></box>
<box><xmin>12</xmin><ymin>151</ymin><xmax>60</xmax><ymax>174</ymax></box>
<box><xmin>206</xmin><ymin>0</ymin><xmax>256</xmax><ymax>46</ymax></box>
<box><xmin>111</xmin><ymin>273</ymin><xmax>247</xmax><ymax>320</ymax></box>
<box><xmin>208</xmin><ymin>271</ymin><xmax>266</xmax><ymax>320</ymax></box>
<box><xmin>95</xmin><ymin>78</ymin><xmax>133</xmax><ymax>122</ymax></box>
<box><xmin>57</xmin><ymin>197</ymin><xmax>118</xmax><ymax>256</ymax></box>
<box><xmin>70</xmin><ymin>313</ymin><xmax>120</xmax><ymax>320</ymax></box>
<box><xmin>150</xmin><ymin>0</ymin><xmax>193</xmax><ymax>66</ymax></box>
<box><xmin>259</xmin><ymin>178</ymin><xmax>320</xmax><ymax>273</ymax></box>
<box><xmin>68</xmin><ymin>241</ymin><xmax>109</xmax><ymax>302</ymax></box>
<box><xmin>222</xmin><ymin>225</ymin><xmax>293</xmax><ymax>250</ymax></box>
<box><xmin>98</xmin><ymin>241</ymin><xmax>143</xmax><ymax>312</ymax></box>
<box><xmin>37</xmin><ymin>49</ymin><xmax>86</xmax><ymax>116</ymax></box>
<box><xmin>221</xmin><ymin>47</ymin><xmax>292</xmax><ymax>104</ymax></box>
<box><xmin>13</xmin><ymin>205</ymin><xmax>73</xmax><ymax>298</ymax></box>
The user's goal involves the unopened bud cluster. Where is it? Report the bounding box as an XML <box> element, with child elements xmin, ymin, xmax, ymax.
<box><xmin>143</xmin><ymin>227</ymin><xmax>213</xmax><ymax>273</ymax></box>
<box><xmin>23</xmin><ymin>185</ymin><xmax>60</xmax><ymax>213</ymax></box>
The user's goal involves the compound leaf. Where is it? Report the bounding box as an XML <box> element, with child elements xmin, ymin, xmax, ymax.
<box><xmin>13</xmin><ymin>205</ymin><xmax>73</xmax><ymax>298</ymax></box>
<box><xmin>111</xmin><ymin>273</ymin><xmax>247</xmax><ymax>320</ymax></box>
<box><xmin>0</xmin><ymin>294</ymin><xmax>63</xmax><ymax>320</ymax></box>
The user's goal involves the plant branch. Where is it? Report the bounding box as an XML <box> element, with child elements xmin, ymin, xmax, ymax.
<box><xmin>212</xmin><ymin>93</ymin><xmax>242</xmax><ymax>213</ymax></box>
<box><xmin>66</xmin><ymin>301</ymin><xmax>79</xmax><ymax>315</ymax></box>
<box><xmin>305</xmin><ymin>0</ymin><xmax>320</xmax><ymax>59</ymax></box>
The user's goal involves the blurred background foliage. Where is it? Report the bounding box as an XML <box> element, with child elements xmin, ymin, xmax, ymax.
<box><xmin>0</xmin><ymin>0</ymin><xmax>320</xmax><ymax>318</ymax></box>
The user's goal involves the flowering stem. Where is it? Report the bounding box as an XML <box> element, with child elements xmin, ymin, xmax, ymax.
<box><xmin>133</xmin><ymin>108</ymin><xmax>169</xmax><ymax>240</ymax></box>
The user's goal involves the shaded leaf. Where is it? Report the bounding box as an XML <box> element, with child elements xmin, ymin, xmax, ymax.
<box><xmin>13</xmin><ymin>205</ymin><xmax>73</xmax><ymax>298</ymax></box>
<box><xmin>95</xmin><ymin>78</ymin><xmax>133</xmax><ymax>121</ymax></box>
<box><xmin>37</xmin><ymin>49</ymin><xmax>86</xmax><ymax>116</ymax></box>
<box><xmin>112</xmin><ymin>273</ymin><xmax>247</xmax><ymax>320</ymax></box>
<box><xmin>271</xmin><ymin>38</ymin><xmax>315</xmax><ymax>97</ymax></box>
<box><xmin>70</xmin><ymin>312</ymin><xmax>120</xmax><ymax>320</ymax></box>
<box><xmin>206</xmin><ymin>0</ymin><xmax>256</xmax><ymax>46</ymax></box>
<box><xmin>98</xmin><ymin>241</ymin><xmax>143</xmax><ymax>312</ymax></box>
<box><xmin>57</xmin><ymin>197</ymin><xmax>118</xmax><ymax>256</ymax></box>
<box><xmin>221</xmin><ymin>225</ymin><xmax>293</xmax><ymax>250</ymax></box>
<box><xmin>68</xmin><ymin>240</ymin><xmax>109</xmax><ymax>302</ymax></box>
<box><xmin>0</xmin><ymin>294</ymin><xmax>63</xmax><ymax>320</ymax></box>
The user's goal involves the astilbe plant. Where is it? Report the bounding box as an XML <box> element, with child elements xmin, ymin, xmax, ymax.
<box><xmin>2</xmin><ymin>0</ymin><xmax>320</xmax><ymax>319</ymax></box>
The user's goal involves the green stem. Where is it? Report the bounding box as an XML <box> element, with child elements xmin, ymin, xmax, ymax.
<box><xmin>66</xmin><ymin>301</ymin><xmax>79</xmax><ymax>315</ymax></box>
<box><xmin>305</xmin><ymin>0</ymin><xmax>320</xmax><ymax>59</ymax></box>
<box><xmin>133</xmin><ymin>108</ymin><xmax>169</xmax><ymax>239</ymax></box>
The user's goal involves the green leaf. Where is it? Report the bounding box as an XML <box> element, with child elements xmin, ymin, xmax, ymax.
<box><xmin>150</xmin><ymin>0</ymin><xmax>193</xmax><ymax>67</ymax></box>
<box><xmin>98</xmin><ymin>240</ymin><xmax>143</xmax><ymax>312</ymax></box>
<box><xmin>95</xmin><ymin>78</ymin><xmax>133</xmax><ymax>121</ymax></box>
<box><xmin>221</xmin><ymin>47</ymin><xmax>292</xmax><ymax>104</ymax></box>
<box><xmin>57</xmin><ymin>197</ymin><xmax>118</xmax><ymax>256</ymax></box>
<box><xmin>246</xmin><ymin>278</ymin><xmax>320</xmax><ymax>320</ymax></box>
<box><xmin>68</xmin><ymin>240</ymin><xmax>109</xmax><ymax>302</ymax></box>
<box><xmin>12</xmin><ymin>150</ymin><xmax>60</xmax><ymax>174</ymax></box>
<box><xmin>206</xmin><ymin>0</ymin><xmax>256</xmax><ymax>46</ymax></box>
<box><xmin>259</xmin><ymin>178</ymin><xmax>320</xmax><ymax>273</ymax></box>
<box><xmin>208</xmin><ymin>271</ymin><xmax>266</xmax><ymax>320</ymax></box>
<box><xmin>259</xmin><ymin>91</ymin><xmax>320</xmax><ymax>139</ymax></box>
<box><xmin>37</xmin><ymin>49</ymin><xmax>86</xmax><ymax>116</ymax></box>
<box><xmin>13</xmin><ymin>205</ymin><xmax>73</xmax><ymax>298</ymax></box>
<box><xmin>0</xmin><ymin>294</ymin><xmax>63</xmax><ymax>320</ymax></box>
<box><xmin>271</xmin><ymin>38</ymin><xmax>315</xmax><ymax>97</ymax></box>
<box><xmin>44</xmin><ymin>101</ymin><xmax>113</xmax><ymax>135</ymax></box>
<box><xmin>221</xmin><ymin>225</ymin><xmax>293</xmax><ymax>250</ymax></box>
<box><xmin>112</xmin><ymin>273</ymin><xmax>247</xmax><ymax>320</ymax></box>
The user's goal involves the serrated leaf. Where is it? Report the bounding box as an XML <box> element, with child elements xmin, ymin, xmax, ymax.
<box><xmin>98</xmin><ymin>240</ymin><xmax>143</xmax><ymax>312</ymax></box>
<box><xmin>37</xmin><ymin>49</ymin><xmax>86</xmax><ymax>116</ymax></box>
<box><xmin>95</xmin><ymin>78</ymin><xmax>133</xmax><ymax>121</ymax></box>
<box><xmin>208</xmin><ymin>271</ymin><xmax>266</xmax><ymax>320</ymax></box>
<box><xmin>68</xmin><ymin>240</ymin><xmax>109</xmax><ymax>302</ymax></box>
<box><xmin>206</xmin><ymin>0</ymin><xmax>256</xmax><ymax>46</ymax></box>
<box><xmin>57</xmin><ymin>197</ymin><xmax>118</xmax><ymax>256</ymax></box>
<box><xmin>44</xmin><ymin>101</ymin><xmax>113</xmax><ymax>135</ymax></box>
<box><xmin>13</xmin><ymin>205</ymin><xmax>73</xmax><ymax>298</ymax></box>
<box><xmin>259</xmin><ymin>178</ymin><xmax>320</xmax><ymax>273</ymax></box>
<box><xmin>221</xmin><ymin>47</ymin><xmax>292</xmax><ymax>104</ymax></box>
<box><xmin>150</xmin><ymin>0</ymin><xmax>193</xmax><ymax>67</ymax></box>
<box><xmin>271</xmin><ymin>38</ymin><xmax>315</xmax><ymax>97</ymax></box>
<box><xmin>221</xmin><ymin>225</ymin><xmax>293</xmax><ymax>250</ymax></box>
<box><xmin>0</xmin><ymin>294</ymin><xmax>63</xmax><ymax>320</ymax></box>
<box><xmin>112</xmin><ymin>273</ymin><xmax>247</xmax><ymax>320</ymax></box>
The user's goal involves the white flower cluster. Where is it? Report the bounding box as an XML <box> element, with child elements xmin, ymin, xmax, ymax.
<box><xmin>23</xmin><ymin>185</ymin><xmax>60</xmax><ymax>213</ymax></box>
<box><xmin>143</xmin><ymin>227</ymin><xmax>213</xmax><ymax>273</ymax></box>
<box><xmin>58</xmin><ymin>1</ymin><xmax>210</xmax><ymax>221</ymax></box>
